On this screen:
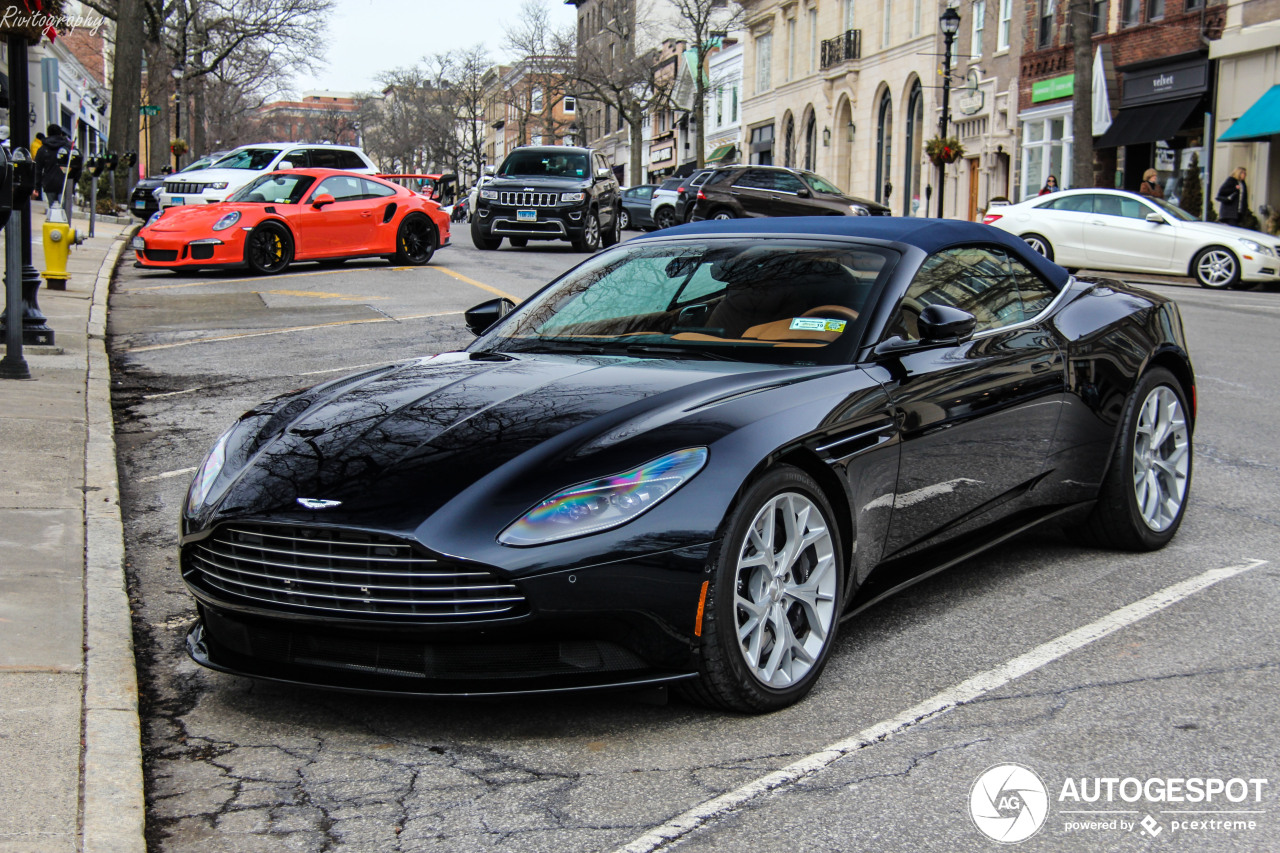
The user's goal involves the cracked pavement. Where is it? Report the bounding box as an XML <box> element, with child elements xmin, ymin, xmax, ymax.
<box><xmin>108</xmin><ymin>249</ymin><xmax>1280</xmax><ymax>852</ymax></box>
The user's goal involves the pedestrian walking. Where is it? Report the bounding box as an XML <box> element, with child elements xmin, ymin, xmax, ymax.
<box><xmin>1038</xmin><ymin>176</ymin><xmax>1059</xmax><ymax>195</ymax></box>
<box><xmin>33</xmin><ymin>124</ymin><xmax>73</xmax><ymax>205</ymax></box>
<box><xmin>1140</xmin><ymin>168</ymin><xmax>1164</xmax><ymax>199</ymax></box>
<box><xmin>1215</xmin><ymin>167</ymin><xmax>1249</xmax><ymax>227</ymax></box>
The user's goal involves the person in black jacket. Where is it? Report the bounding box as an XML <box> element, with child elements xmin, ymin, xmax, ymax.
<box><xmin>1216</xmin><ymin>166</ymin><xmax>1249</xmax><ymax>227</ymax></box>
<box><xmin>34</xmin><ymin>124</ymin><xmax>73</xmax><ymax>205</ymax></box>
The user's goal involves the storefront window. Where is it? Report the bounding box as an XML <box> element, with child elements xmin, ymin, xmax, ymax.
<box><xmin>1020</xmin><ymin>109</ymin><xmax>1073</xmax><ymax>200</ymax></box>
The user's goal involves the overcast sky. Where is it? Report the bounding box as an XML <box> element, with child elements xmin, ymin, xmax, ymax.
<box><xmin>291</xmin><ymin>0</ymin><xmax>579</xmax><ymax>94</ymax></box>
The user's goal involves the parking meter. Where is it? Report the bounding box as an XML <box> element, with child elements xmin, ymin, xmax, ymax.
<box><xmin>105</xmin><ymin>152</ymin><xmax>118</xmax><ymax>171</ymax></box>
<box><xmin>68</xmin><ymin>153</ymin><xmax>83</xmax><ymax>183</ymax></box>
<box><xmin>89</xmin><ymin>156</ymin><xmax>108</xmax><ymax>177</ymax></box>
<box><xmin>121</xmin><ymin>151</ymin><xmax>136</xmax><ymax>169</ymax></box>
<box><xmin>0</xmin><ymin>145</ymin><xmax>12</xmax><ymax>229</ymax></box>
<box><xmin>12</xmin><ymin>147</ymin><xmax>36</xmax><ymax>196</ymax></box>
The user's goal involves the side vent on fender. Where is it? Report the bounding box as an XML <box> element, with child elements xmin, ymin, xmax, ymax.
<box><xmin>264</xmin><ymin>206</ymin><xmax>276</xmax><ymax>214</ymax></box>
<box><xmin>382</xmin><ymin>203</ymin><xmax>397</xmax><ymax>223</ymax></box>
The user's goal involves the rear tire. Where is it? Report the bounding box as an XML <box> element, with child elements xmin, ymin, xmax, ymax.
<box><xmin>654</xmin><ymin>206</ymin><xmax>676</xmax><ymax>229</ymax></box>
<box><xmin>508</xmin><ymin>237</ymin><xmax>528</xmax><ymax>248</ymax></box>
<box><xmin>680</xmin><ymin>466</ymin><xmax>844</xmax><ymax>713</ymax></box>
<box><xmin>619</xmin><ymin>209</ymin><xmax>631</xmax><ymax>230</ymax></box>
<box><xmin>1074</xmin><ymin>367</ymin><xmax>1192</xmax><ymax>551</ymax></box>
<box><xmin>394</xmin><ymin>214</ymin><xmax>436</xmax><ymax>265</ymax></box>
<box><xmin>601</xmin><ymin>209</ymin><xmax>620</xmax><ymax>247</ymax></box>
<box><xmin>711</xmin><ymin>209</ymin><xmax>736</xmax><ymax>221</ymax></box>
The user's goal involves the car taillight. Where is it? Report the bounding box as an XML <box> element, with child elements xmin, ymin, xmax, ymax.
<box><xmin>697</xmin><ymin>190</ymin><xmax>706</xmax><ymax>200</ymax></box>
<box><xmin>677</xmin><ymin>186</ymin><xmax>686</xmax><ymax>194</ymax></box>
<box><xmin>982</xmin><ymin>213</ymin><xmax>1003</xmax><ymax>225</ymax></box>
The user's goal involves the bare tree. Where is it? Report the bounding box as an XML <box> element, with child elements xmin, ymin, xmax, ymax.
<box><xmin>667</xmin><ymin>0</ymin><xmax>742</xmax><ymax>167</ymax></box>
<box><xmin>1069</xmin><ymin>0</ymin><xmax>1093</xmax><ymax>187</ymax></box>
<box><xmin>503</xmin><ymin>0</ymin><xmax>577</xmax><ymax>145</ymax></box>
<box><xmin>450</xmin><ymin>44</ymin><xmax>492</xmax><ymax>184</ymax></box>
<box><xmin>106</xmin><ymin>0</ymin><xmax>144</xmax><ymax>189</ymax></box>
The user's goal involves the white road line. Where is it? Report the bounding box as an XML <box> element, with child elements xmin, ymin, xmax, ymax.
<box><xmin>616</xmin><ymin>558</ymin><xmax>1268</xmax><ymax>853</ymax></box>
<box><xmin>138</xmin><ymin>466</ymin><xmax>198</xmax><ymax>484</ymax></box>
<box><xmin>141</xmin><ymin>388</ymin><xmax>201</xmax><ymax>400</ymax></box>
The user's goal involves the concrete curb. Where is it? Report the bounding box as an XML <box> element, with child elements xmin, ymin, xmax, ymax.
<box><xmin>81</xmin><ymin>224</ymin><xmax>146</xmax><ymax>853</ymax></box>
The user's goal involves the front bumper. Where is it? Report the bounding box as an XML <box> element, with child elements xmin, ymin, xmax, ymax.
<box><xmin>475</xmin><ymin>203</ymin><xmax>590</xmax><ymax>241</ymax></box>
<box><xmin>133</xmin><ymin>231</ymin><xmax>246</xmax><ymax>268</ymax></box>
<box><xmin>1241</xmin><ymin>251</ymin><xmax>1280</xmax><ymax>283</ymax></box>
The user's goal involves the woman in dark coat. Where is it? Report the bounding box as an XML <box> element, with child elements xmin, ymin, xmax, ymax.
<box><xmin>1216</xmin><ymin>167</ymin><xmax>1248</xmax><ymax>226</ymax></box>
<box><xmin>34</xmin><ymin>124</ymin><xmax>73</xmax><ymax>205</ymax></box>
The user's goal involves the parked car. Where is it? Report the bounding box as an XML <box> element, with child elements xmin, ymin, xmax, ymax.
<box><xmin>689</xmin><ymin>165</ymin><xmax>890</xmax><ymax>220</ymax></box>
<box><xmin>471</xmin><ymin>146</ymin><xmax>621</xmax><ymax>252</ymax></box>
<box><xmin>177</xmin><ymin>217</ymin><xmax>1194</xmax><ymax>712</ymax></box>
<box><xmin>983</xmin><ymin>187</ymin><xmax>1280</xmax><ymax>289</ymax></box>
<box><xmin>158</xmin><ymin>143</ymin><xmax>377</xmax><ymax>208</ymax></box>
<box><xmin>129</xmin><ymin>152</ymin><xmax>228</xmax><ymax>220</ymax></box>
<box><xmin>134</xmin><ymin>168</ymin><xmax>450</xmax><ymax>274</ymax></box>
<box><xmin>673</xmin><ymin>169</ymin><xmax>717</xmax><ymax>224</ymax></box>
<box><xmin>619</xmin><ymin>184</ymin><xmax>658</xmax><ymax>230</ymax></box>
<box><xmin>649</xmin><ymin>177</ymin><xmax>682</xmax><ymax>229</ymax></box>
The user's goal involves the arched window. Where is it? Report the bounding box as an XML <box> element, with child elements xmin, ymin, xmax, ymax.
<box><xmin>784</xmin><ymin>115</ymin><xmax>796</xmax><ymax>168</ymax></box>
<box><xmin>803</xmin><ymin>113</ymin><xmax>817</xmax><ymax>171</ymax></box>
<box><xmin>903</xmin><ymin>81</ymin><xmax>923</xmax><ymax>216</ymax></box>
<box><xmin>875</xmin><ymin>90</ymin><xmax>893</xmax><ymax>206</ymax></box>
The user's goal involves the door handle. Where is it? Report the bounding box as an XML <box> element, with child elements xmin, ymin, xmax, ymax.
<box><xmin>1090</xmin><ymin>220</ymin><xmax>1105</xmax><ymax>226</ymax></box>
<box><xmin>361</xmin><ymin>212</ymin><xmax>372</xmax><ymax>217</ymax></box>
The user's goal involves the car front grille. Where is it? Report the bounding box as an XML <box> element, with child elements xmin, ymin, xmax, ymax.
<box><xmin>142</xmin><ymin>249</ymin><xmax>178</xmax><ymax>262</ymax></box>
<box><xmin>498</xmin><ymin>191</ymin><xmax>559</xmax><ymax>207</ymax></box>
<box><xmin>184</xmin><ymin>524</ymin><xmax>527</xmax><ymax>621</ymax></box>
<box><xmin>166</xmin><ymin>181</ymin><xmax>208</xmax><ymax>194</ymax></box>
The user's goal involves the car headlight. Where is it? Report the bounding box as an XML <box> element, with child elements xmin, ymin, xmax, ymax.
<box><xmin>560</xmin><ymin>191</ymin><xmax>586</xmax><ymax>203</ymax></box>
<box><xmin>480</xmin><ymin>189</ymin><xmax>498</xmax><ymax>200</ymax></box>
<box><xmin>1237</xmin><ymin>238</ymin><xmax>1275</xmax><ymax>257</ymax></box>
<box><xmin>151</xmin><ymin>187</ymin><xmax>163</xmax><ymax>199</ymax></box>
<box><xmin>131</xmin><ymin>235</ymin><xmax>146</xmax><ymax>250</ymax></box>
<box><xmin>849</xmin><ymin>204</ymin><xmax>870</xmax><ymax>216</ymax></box>
<box><xmin>145</xmin><ymin>211</ymin><xmax>163</xmax><ymax>227</ymax></box>
<box><xmin>212</xmin><ymin>211</ymin><xmax>241</xmax><ymax>231</ymax></box>
<box><xmin>186</xmin><ymin>430</ymin><xmax>232</xmax><ymax>514</ymax></box>
<box><xmin>498</xmin><ymin>447</ymin><xmax>708</xmax><ymax>546</ymax></box>
<box><xmin>207</xmin><ymin>182</ymin><xmax>229</xmax><ymax>190</ymax></box>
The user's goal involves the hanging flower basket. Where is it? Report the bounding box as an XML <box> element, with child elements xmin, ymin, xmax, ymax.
<box><xmin>170</xmin><ymin>138</ymin><xmax>189</xmax><ymax>156</ymax></box>
<box><xmin>926</xmin><ymin>136</ymin><xmax>964</xmax><ymax>167</ymax></box>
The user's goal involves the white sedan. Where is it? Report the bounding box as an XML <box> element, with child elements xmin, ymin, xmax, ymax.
<box><xmin>983</xmin><ymin>188</ymin><xmax>1280</xmax><ymax>289</ymax></box>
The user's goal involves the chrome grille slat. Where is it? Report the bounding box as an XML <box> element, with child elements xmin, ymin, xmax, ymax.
<box><xmin>191</xmin><ymin>547</ymin><xmax>517</xmax><ymax>594</ymax></box>
<box><xmin>166</xmin><ymin>181</ymin><xmax>208</xmax><ymax>194</ymax></box>
<box><xmin>498</xmin><ymin>191</ymin><xmax>558</xmax><ymax>207</ymax></box>
<box><xmin>184</xmin><ymin>524</ymin><xmax>527</xmax><ymax>620</ymax></box>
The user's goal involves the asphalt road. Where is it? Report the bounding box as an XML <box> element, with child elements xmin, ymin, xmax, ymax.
<box><xmin>107</xmin><ymin>231</ymin><xmax>1280</xmax><ymax>852</ymax></box>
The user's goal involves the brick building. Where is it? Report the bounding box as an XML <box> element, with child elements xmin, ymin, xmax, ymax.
<box><xmin>1018</xmin><ymin>0</ymin><xmax>1227</xmax><ymax>204</ymax></box>
<box><xmin>255</xmin><ymin>92</ymin><xmax>361</xmax><ymax>146</ymax></box>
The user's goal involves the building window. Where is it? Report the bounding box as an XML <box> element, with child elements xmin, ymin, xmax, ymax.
<box><xmin>716</xmin><ymin>86</ymin><xmax>724</xmax><ymax>127</ymax></box>
<box><xmin>756</xmin><ymin>33</ymin><xmax>773</xmax><ymax>94</ymax></box>
<box><xmin>1038</xmin><ymin>0</ymin><xmax>1055</xmax><ymax>48</ymax></box>
<box><xmin>844</xmin><ymin>0</ymin><xmax>855</xmax><ymax>31</ymax></box>
<box><xmin>803</xmin><ymin>113</ymin><xmax>816</xmax><ymax>171</ymax></box>
<box><xmin>750</xmin><ymin>123</ymin><xmax>774</xmax><ymax>165</ymax></box>
<box><xmin>998</xmin><ymin>0</ymin><xmax>1012</xmax><ymax>50</ymax></box>
<box><xmin>904</xmin><ymin>81</ymin><xmax>924</xmax><ymax>216</ymax></box>
<box><xmin>1147</xmin><ymin>0</ymin><xmax>1164</xmax><ymax>19</ymax></box>
<box><xmin>1092</xmin><ymin>0</ymin><xmax>1108</xmax><ymax>33</ymax></box>
<box><xmin>875</xmin><ymin>90</ymin><xmax>893</xmax><ymax>205</ymax></box>
<box><xmin>972</xmin><ymin>0</ymin><xmax>985</xmax><ymax>59</ymax></box>
<box><xmin>882</xmin><ymin>0</ymin><xmax>891</xmax><ymax>47</ymax></box>
<box><xmin>563</xmin><ymin>95</ymin><xmax>576</xmax><ymax>114</ymax></box>
<box><xmin>913</xmin><ymin>0</ymin><xmax>923</xmax><ymax>36</ymax></box>
<box><xmin>787</xmin><ymin>17</ymin><xmax>796</xmax><ymax>81</ymax></box>
<box><xmin>809</xmin><ymin>9</ymin><xmax>818</xmax><ymax>73</ymax></box>
<box><xmin>784</xmin><ymin>115</ymin><xmax>795</xmax><ymax>168</ymax></box>
<box><xmin>1185</xmin><ymin>0</ymin><xmax>1203</xmax><ymax>7</ymax></box>
<box><xmin>731</xmin><ymin>85</ymin><xmax>739</xmax><ymax>122</ymax></box>
<box><xmin>1121</xmin><ymin>0</ymin><xmax>1140</xmax><ymax>26</ymax></box>
<box><xmin>1020</xmin><ymin>110</ymin><xmax>1073</xmax><ymax>201</ymax></box>
<box><xmin>531</xmin><ymin>87</ymin><xmax>544</xmax><ymax>112</ymax></box>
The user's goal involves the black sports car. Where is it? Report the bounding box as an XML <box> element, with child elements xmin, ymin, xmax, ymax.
<box><xmin>180</xmin><ymin>218</ymin><xmax>1195</xmax><ymax>712</ymax></box>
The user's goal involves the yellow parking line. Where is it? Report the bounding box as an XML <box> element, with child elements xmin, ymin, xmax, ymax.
<box><xmin>123</xmin><ymin>310</ymin><xmax>462</xmax><ymax>353</ymax></box>
<box><xmin>132</xmin><ymin>266</ymin><xmax>414</xmax><ymax>292</ymax></box>
<box><xmin>431</xmin><ymin>266</ymin><xmax>519</xmax><ymax>302</ymax></box>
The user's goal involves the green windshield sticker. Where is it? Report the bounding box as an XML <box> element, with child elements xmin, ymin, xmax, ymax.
<box><xmin>790</xmin><ymin>318</ymin><xmax>847</xmax><ymax>332</ymax></box>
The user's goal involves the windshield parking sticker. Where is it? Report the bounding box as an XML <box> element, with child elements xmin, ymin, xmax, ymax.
<box><xmin>789</xmin><ymin>318</ymin><xmax>847</xmax><ymax>332</ymax></box>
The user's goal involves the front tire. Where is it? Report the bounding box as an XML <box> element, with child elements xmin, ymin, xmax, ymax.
<box><xmin>572</xmin><ymin>210</ymin><xmax>601</xmax><ymax>252</ymax></box>
<box><xmin>245</xmin><ymin>221</ymin><xmax>293</xmax><ymax>275</ymax></box>
<box><xmin>394</xmin><ymin>214</ymin><xmax>436</xmax><ymax>265</ymax></box>
<box><xmin>682</xmin><ymin>466</ymin><xmax>844</xmax><ymax>713</ymax></box>
<box><xmin>601</xmin><ymin>209</ymin><xmax>620</xmax><ymax>247</ymax></box>
<box><xmin>471</xmin><ymin>221</ymin><xmax>501</xmax><ymax>250</ymax></box>
<box><xmin>1021</xmin><ymin>233</ymin><xmax>1054</xmax><ymax>261</ymax></box>
<box><xmin>618</xmin><ymin>209</ymin><xmax>631</xmax><ymax>230</ymax></box>
<box><xmin>1192</xmin><ymin>246</ymin><xmax>1240</xmax><ymax>289</ymax></box>
<box><xmin>1075</xmin><ymin>367</ymin><xmax>1192</xmax><ymax>550</ymax></box>
<box><xmin>508</xmin><ymin>237</ymin><xmax>528</xmax><ymax>248</ymax></box>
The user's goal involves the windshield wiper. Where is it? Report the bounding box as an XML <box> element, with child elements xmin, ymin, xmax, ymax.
<box><xmin>613</xmin><ymin>344</ymin><xmax>740</xmax><ymax>362</ymax></box>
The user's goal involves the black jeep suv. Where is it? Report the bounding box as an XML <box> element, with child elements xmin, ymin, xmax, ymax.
<box><xmin>471</xmin><ymin>146</ymin><xmax>622</xmax><ymax>252</ymax></box>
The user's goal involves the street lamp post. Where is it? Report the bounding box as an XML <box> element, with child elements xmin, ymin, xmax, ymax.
<box><xmin>937</xmin><ymin>6</ymin><xmax>961</xmax><ymax>219</ymax></box>
<box><xmin>170</xmin><ymin>64</ymin><xmax>184</xmax><ymax>169</ymax></box>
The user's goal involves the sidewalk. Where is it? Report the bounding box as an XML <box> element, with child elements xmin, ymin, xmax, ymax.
<box><xmin>0</xmin><ymin>204</ymin><xmax>143</xmax><ymax>852</ymax></box>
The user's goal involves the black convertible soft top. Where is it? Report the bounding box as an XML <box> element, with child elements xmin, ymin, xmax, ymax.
<box><xmin>636</xmin><ymin>216</ymin><xmax>1071</xmax><ymax>290</ymax></box>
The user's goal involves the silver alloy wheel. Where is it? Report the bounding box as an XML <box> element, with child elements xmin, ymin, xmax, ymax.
<box><xmin>733</xmin><ymin>492</ymin><xmax>837</xmax><ymax>688</ymax></box>
<box><xmin>619</xmin><ymin>209</ymin><xmax>630</xmax><ymax>229</ymax></box>
<box><xmin>713</xmin><ymin>210</ymin><xmax>735</xmax><ymax>220</ymax></box>
<box><xmin>1023</xmin><ymin>235</ymin><xmax>1050</xmax><ymax>256</ymax></box>
<box><xmin>1132</xmin><ymin>386</ymin><xmax>1191</xmax><ymax>532</ymax></box>
<box><xmin>1195</xmin><ymin>248</ymin><xmax>1237</xmax><ymax>288</ymax></box>
<box><xmin>583</xmin><ymin>214</ymin><xmax>600</xmax><ymax>249</ymax></box>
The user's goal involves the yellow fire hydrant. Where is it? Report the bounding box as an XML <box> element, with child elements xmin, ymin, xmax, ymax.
<box><xmin>42</xmin><ymin>204</ymin><xmax>85</xmax><ymax>291</ymax></box>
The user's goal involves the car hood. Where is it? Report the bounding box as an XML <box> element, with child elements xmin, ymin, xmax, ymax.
<box><xmin>148</xmin><ymin>203</ymin><xmax>266</xmax><ymax>232</ymax></box>
<box><xmin>1171</xmin><ymin>218</ymin><xmax>1279</xmax><ymax>245</ymax></box>
<box><xmin>489</xmin><ymin>175</ymin><xmax>589</xmax><ymax>190</ymax></box>
<box><xmin>199</xmin><ymin>352</ymin><xmax>839</xmax><ymax>532</ymax></box>
<box><xmin>164</xmin><ymin>167</ymin><xmax>263</xmax><ymax>188</ymax></box>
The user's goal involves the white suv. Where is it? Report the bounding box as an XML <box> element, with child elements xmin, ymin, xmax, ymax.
<box><xmin>158</xmin><ymin>143</ymin><xmax>377</xmax><ymax>208</ymax></box>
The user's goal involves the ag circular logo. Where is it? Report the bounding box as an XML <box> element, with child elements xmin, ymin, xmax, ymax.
<box><xmin>969</xmin><ymin>763</ymin><xmax>1049</xmax><ymax>843</ymax></box>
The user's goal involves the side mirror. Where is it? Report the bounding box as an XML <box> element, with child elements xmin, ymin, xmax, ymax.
<box><xmin>1145</xmin><ymin>212</ymin><xmax>1167</xmax><ymax>224</ymax></box>
<box><xmin>464</xmin><ymin>297</ymin><xmax>516</xmax><ymax>336</ymax></box>
<box><xmin>483</xmin><ymin>164</ymin><xmax>496</xmax><ymax>176</ymax></box>
<box><xmin>795</xmin><ymin>188</ymin><xmax>812</xmax><ymax>198</ymax></box>
<box><xmin>596</xmin><ymin>167</ymin><xmax>612</xmax><ymax>180</ymax></box>
<box><xmin>918</xmin><ymin>304</ymin><xmax>977</xmax><ymax>342</ymax></box>
<box><xmin>278</xmin><ymin>160</ymin><xmax>294</xmax><ymax>170</ymax></box>
<box><xmin>311</xmin><ymin>193</ymin><xmax>335</xmax><ymax>208</ymax></box>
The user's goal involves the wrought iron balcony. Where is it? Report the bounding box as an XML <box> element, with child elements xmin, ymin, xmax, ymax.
<box><xmin>820</xmin><ymin>29</ymin><xmax>862</xmax><ymax>69</ymax></box>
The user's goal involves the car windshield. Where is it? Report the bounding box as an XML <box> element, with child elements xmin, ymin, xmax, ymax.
<box><xmin>474</xmin><ymin>240</ymin><xmax>897</xmax><ymax>366</ymax></box>
<box><xmin>499</xmin><ymin>151</ymin><xmax>591</xmax><ymax>179</ymax></box>
<box><xmin>180</xmin><ymin>157</ymin><xmax>213</xmax><ymax>173</ymax></box>
<box><xmin>1149</xmin><ymin>198</ymin><xmax>1199</xmax><ymax>222</ymax></box>
<box><xmin>227</xmin><ymin>173</ymin><xmax>316</xmax><ymax>204</ymax></box>
<box><xmin>210</xmin><ymin>149</ymin><xmax>281</xmax><ymax>171</ymax></box>
<box><xmin>801</xmin><ymin>171</ymin><xmax>844</xmax><ymax>195</ymax></box>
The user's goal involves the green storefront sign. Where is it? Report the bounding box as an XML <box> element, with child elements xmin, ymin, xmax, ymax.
<box><xmin>1032</xmin><ymin>74</ymin><xmax>1074</xmax><ymax>103</ymax></box>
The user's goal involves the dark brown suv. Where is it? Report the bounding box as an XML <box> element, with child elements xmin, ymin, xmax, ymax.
<box><xmin>688</xmin><ymin>166</ymin><xmax>889</xmax><ymax>221</ymax></box>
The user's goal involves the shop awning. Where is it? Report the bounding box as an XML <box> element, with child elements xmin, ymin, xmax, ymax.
<box><xmin>1096</xmin><ymin>97</ymin><xmax>1202</xmax><ymax>148</ymax></box>
<box><xmin>1219</xmin><ymin>85</ymin><xmax>1280</xmax><ymax>142</ymax></box>
<box><xmin>706</xmin><ymin>144</ymin><xmax>736</xmax><ymax>164</ymax></box>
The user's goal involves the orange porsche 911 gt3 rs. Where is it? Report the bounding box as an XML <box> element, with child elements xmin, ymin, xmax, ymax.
<box><xmin>132</xmin><ymin>169</ymin><xmax>451</xmax><ymax>274</ymax></box>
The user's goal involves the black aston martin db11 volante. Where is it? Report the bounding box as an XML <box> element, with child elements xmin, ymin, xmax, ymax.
<box><xmin>180</xmin><ymin>218</ymin><xmax>1194</xmax><ymax>712</ymax></box>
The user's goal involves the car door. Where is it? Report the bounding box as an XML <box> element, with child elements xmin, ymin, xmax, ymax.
<box><xmin>1083</xmin><ymin>193</ymin><xmax>1179</xmax><ymax>271</ymax></box>
<box><xmin>729</xmin><ymin>169</ymin><xmax>777</xmax><ymax>217</ymax></box>
<box><xmin>765</xmin><ymin>170</ymin><xmax>821</xmax><ymax>217</ymax></box>
<box><xmin>296</xmin><ymin>174</ymin><xmax>375</xmax><ymax>257</ymax></box>
<box><xmin>1024</xmin><ymin>193</ymin><xmax>1092</xmax><ymax>265</ymax></box>
<box><xmin>875</xmin><ymin>245</ymin><xmax>1066</xmax><ymax>563</ymax></box>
